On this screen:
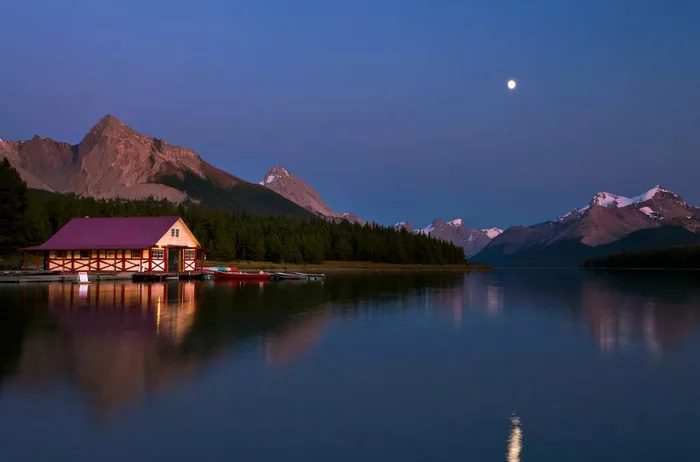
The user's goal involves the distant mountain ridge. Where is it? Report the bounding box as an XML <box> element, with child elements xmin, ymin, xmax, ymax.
<box><xmin>475</xmin><ymin>186</ymin><xmax>700</xmax><ymax>266</ymax></box>
<box><xmin>0</xmin><ymin>115</ymin><xmax>314</xmax><ymax>218</ymax></box>
<box><xmin>258</xmin><ymin>165</ymin><xmax>365</xmax><ymax>224</ymax></box>
<box><xmin>393</xmin><ymin>219</ymin><xmax>503</xmax><ymax>256</ymax></box>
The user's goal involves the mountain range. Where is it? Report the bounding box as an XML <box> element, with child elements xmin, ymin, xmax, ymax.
<box><xmin>0</xmin><ymin>115</ymin><xmax>313</xmax><ymax>218</ymax></box>
<box><xmin>2</xmin><ymin>115</ymin><xmax>699</xmax><ymax>266</ymax></box>
<box><xmin>474</xmin><ymin>186</ymin><xmax>700</xmax><ymax>266</ymax></box>
<box><xmin>392</xmin><ymin>220</ymin><xmax>503</xmax><ymax>256</ymax></box>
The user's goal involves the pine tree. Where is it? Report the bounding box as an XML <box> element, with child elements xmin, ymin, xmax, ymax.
<box><xmin>0</xmin><ymin>159</ymin><xmax>28</xmax><ymax>255</ymax></box>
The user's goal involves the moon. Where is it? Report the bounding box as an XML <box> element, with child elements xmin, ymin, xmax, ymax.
<box><xmin>507</xmin><ymin>79</ymin><xmax>517</xmax><ymax>90</ymax></box>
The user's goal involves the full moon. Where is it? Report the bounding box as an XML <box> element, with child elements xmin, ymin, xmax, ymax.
<box><xmin>507</xmin><ymin>79</ymin><xmax>517</xmax><ymax>90</ymax></box>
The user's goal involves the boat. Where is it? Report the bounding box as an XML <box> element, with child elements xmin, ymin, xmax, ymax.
<box><xmin>214</xmin><ymin>270</ymin><xmax>271</xmax><ymax>281</ymax></box>
<box><xmin>291</xmin><ymin>272</ymin><xmax>326</xmax><ymax>280</ymax></box>
<box><xmin>272</xmin><ymin>272</ymin><xmax>307</xmax><ymax>280</ymax></box>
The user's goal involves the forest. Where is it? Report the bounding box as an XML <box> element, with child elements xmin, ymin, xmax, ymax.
<box><xmin>584</xmin><ymin>246</ymin><xmax>700</xmax><ymax>269</ymax></box>
<box><xmin>0</xmin><ymin>159</ymin><xmax>466</xmax><ymax>266</ymax></box>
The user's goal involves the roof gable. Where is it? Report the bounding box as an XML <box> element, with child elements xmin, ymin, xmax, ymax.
<box><xmin>24</xmin><ymin>216</ymin><xmax>183</xmax><ymax>251</ymax></box>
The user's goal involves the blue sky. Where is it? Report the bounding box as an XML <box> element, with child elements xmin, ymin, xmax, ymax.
<box><xmin>2</xmin><ymin>0</ymin><xmax>699</xmax><ymax>228</ymax></box>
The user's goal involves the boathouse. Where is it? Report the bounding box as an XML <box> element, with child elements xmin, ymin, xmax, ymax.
<box><xmin>22</xmin><ymin>216</ymin><xmax>203</xmax><ymax>273</ymax></box>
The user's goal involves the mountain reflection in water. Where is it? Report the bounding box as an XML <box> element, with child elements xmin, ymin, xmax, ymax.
<box><xmin>1</xmin><ymin>270</ymin><xmax>700</xmax><ymax>425</ymax></box>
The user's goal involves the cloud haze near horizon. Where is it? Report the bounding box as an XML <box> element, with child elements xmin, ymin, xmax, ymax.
<box><xmin>1</xmin><ymin>0</ymin><xmax>698</xmax><ymax>229</ymax></box>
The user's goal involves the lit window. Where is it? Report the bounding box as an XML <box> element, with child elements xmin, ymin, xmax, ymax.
<box><xmin>130</xmin><ymin>250</ymin><xmax>141</xmax><ymax>258</ymax></box>
<box><xmin>105</xmin><ymin>250</ymin><xmax>115</xmax><ymax>259</ymax></box>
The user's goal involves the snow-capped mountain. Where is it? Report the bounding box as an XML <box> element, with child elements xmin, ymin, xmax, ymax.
<box><xmin>393</xmin><ymin>221</ymin><xmax>413</xmax><ymax>233</ymax></box>
<box><xmin>476</xmin><ymin>185</ymin><xmax>700</xmax><ymax>265</ymax></box>
<box><xmin>259</xmin><ymin>165</ymin><xmax>364</xmax><ymax>224</ymax></box>
<box><xmin>393</xmin><ymin>218</ymin><xmax>503</xmax><ymax>256</ymax></box>
<box><xmin>340</xmin><ymin>212</ymin><xmax>365</xmax><ymax>226</ymax></box>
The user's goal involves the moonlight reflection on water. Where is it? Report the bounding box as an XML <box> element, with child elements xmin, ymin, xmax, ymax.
<box><xmin>507</xmin><ymin>413</ymin><xmax>522</xmax><ymax>462</ymax></box>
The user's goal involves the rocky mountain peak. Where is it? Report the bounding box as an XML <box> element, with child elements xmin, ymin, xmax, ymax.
<box><xmin>405</xmin><ymin>218</ymin><xmax>502</xmax><ymax>256</ymax></box>
<box><xmin>588</xmin><ymin>185</ymin><xmax>678</xmax><ymax>209</ymax></box>
<box><xmin>340</xmin><ymin>212</ymin><xmax>365</xmax><ymax>225</ymax></box>
<box><xmin>96</xmin><ymin>114</ymin><xmax>123</xmax><ymax>128</ymax></box>
<box><xmin>258</xmin><ymin>165</ymin><xmax>338</xmax><ymax>218</ymax></box>
<box><xmin>483</xmin><ymin>228</ymin><xmax>504</xmax><ymax>239</ymax></box>
<box><xmin>87</xmin><ymin>114</ymin><xmax>135</xmax><ymax>137</ymax></box>
<box><xmin>259</xmin><ymin>165</ymin><xmax>291</xmax><ymax>186</ymax></box>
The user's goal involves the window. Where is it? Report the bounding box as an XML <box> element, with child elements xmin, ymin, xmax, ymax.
<box><xmin>56</xmin><ymin>251</ymin><xmax>66</xmax><ymax>259</ymax></box>
<box><xmin>171</xmin><ymin>228</ymin><xmax>180</xmax><ymax>237</ymax></box>
<box><xmin>130</xmin><ymin>250</ymin><xmax>142</xmax><ymax>258</ymax></box>
<box><xmin>152</xmin><ymin>249</ymin><xmax>164</xmax><ymax>259</ymax></box>
<box><xmin>80</xmin><ymin>250</ymin><xmax>90</xmax><ymax>259</ymax></box>
<box><xmin>184</xmin><ymin>250</ymin><xmax>196</xmax><ymax>260</ymax></box>
<box><xmin>105</xmin><ymin>250</ymin><xmax>116</xmax><ymax>259</ymax></box>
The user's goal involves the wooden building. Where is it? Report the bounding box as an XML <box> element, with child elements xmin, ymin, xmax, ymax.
<box><xmin>22</xmin><ymin>216</ymin><xmax>204</xmax><ymax>273</ymax></box>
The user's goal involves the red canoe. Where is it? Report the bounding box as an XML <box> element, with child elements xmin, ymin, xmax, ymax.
<box><xmin>214</xmin><ymin>270</ymin><xmax>271</xmax><ymax>281</ymax></box>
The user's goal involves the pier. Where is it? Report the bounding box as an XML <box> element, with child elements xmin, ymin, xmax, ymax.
<box><xmin>0</xmin><ymin>271</ymin><xmax>208</xmax><ymax>284</ymax></box>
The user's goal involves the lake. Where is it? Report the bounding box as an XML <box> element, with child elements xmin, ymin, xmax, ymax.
<box><xmin>1</xmin><ymin>270</ymin><xmax>700</xmax><ymax>461</ymax></box>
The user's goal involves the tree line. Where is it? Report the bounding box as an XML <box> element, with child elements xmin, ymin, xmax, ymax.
<box><xmin>584</xmin><ymin>246</ymin><xmax>700</xmax><ymax>269</ymax></box>
<box><xmin>0</xmin><ymin>159</ymin><xmax>466</xmax><ymax>265</ymax></box>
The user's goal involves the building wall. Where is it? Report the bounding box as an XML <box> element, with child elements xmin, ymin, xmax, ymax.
<box><xmin>45</xmin><ymin>248</ymin><xmax>198</xmax><ymax>273</ymax></box>
<box><xmin>155</xmin><ymin>218</ymin><xmax>200</xmax><ymax>248</ymax></box>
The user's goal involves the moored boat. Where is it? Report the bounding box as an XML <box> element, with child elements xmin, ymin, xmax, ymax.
<box><xmin>214</xmin><ymin>270</ymin><xmax>271</xmax><ymax>281</ymax></box>
<box><xmin>272</xmin><ymin>272</ymin><xmax>307</xmax><ymax>280</ymax></box>
<box><xmin>291</xmin><ymin>272</ymin><xmax>326</xmax><ymax>280</ymax></box>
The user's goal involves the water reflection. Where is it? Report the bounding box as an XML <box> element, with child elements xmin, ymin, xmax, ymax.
<box><xmin>507</xmin><ymin>413</ymin><xmax>522</xmax><ymax>462</ymax></box>
<box><xmin>262</xmin><ymin>308</ymin><xmax>330</xmax><ymax>368</ymax></box>
<box><xmin>2</xmin><ymin>270</ymin><xmax>700</xmax><ymax>423</ymax></box>
<box><xmin>581</xmin><ymin>274</ymin><xmax>700</xmax><ymax>357</ymax></box>
<box><xmin>8</xmin><ymin>282</ymin><xmax>203</xmax><ymax>418</ymax></box>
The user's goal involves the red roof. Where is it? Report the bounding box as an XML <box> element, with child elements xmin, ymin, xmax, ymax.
<box><xmin>23</xmin><ymin>216</ymin><xmax>182</xmax><ymax>251</ymax></box>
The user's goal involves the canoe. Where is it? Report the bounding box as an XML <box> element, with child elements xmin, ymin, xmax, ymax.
<box><xmin>291</xmin><ymin>272</ymin><xmax>326</xmax><ymax>280</ymax></box>
<box><xmin>214</xmin><ymin>271</ymin><xmax>271</xmax><ymax>281</ymax></box>
<box><xmin>272</xmin><ymin>272</ymin><xmax>307</xmax><ymax>280</ymax></box>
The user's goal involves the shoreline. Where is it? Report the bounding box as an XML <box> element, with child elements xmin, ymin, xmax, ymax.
<box><xmin>205</xmin><ymin>260</ymin><xmax>491</xmax><ymax>272</ymax></box>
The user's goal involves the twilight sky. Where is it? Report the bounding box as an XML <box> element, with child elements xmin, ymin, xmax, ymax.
<box><xmin>1</xmin><ymin>0</ymin><xmax>699</xmax><ymax>229</ymax></box>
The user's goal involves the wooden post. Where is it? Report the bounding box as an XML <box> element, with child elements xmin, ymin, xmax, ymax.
<box><xmin>71</xmin><ymin>252</ymin><xmax>75</xmax><ymax>272</ymax></box>
<box><xmin>139</xmin><ymin>249</ymin><xmax>143</xmax><ymax>272</ymax></box>
<box><xmin>164</xmin><ymin>246</ymin><xmax>169</xmax><ymax>273</ymax></box>
<box><xmin>148</xmin><ymin>248</ymin><xmax>152</xmax><ymax>272</ymax></box>
<box><xmin>96</xmin><ymin>249</ymin><xmax>101</xmax><ymax>272</ymax></box>
<box><xmin>62</xmin><ymin>251</ymin><xmax>65</xmax><ymax>273</ymax></box>
<box><xmin>122</xmin><ymin>250</ymin><xmax>126</xmax><ymax>272</ymax></box>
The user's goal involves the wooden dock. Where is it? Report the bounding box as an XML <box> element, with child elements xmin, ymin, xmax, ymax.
<box><xmin>132</xmin><ymin>272</ymin><xmax>207</xmax><ymax>282</ymax></box>
<box><xmin>0</xmin><ymin>271</ymin><xmax>208</xmax><ymax>284</ymax></box>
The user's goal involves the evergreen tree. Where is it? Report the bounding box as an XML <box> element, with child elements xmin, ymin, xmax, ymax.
<box><xmin>6</xmin><ymin>184</ymin><xmax>467</xmax><ymax>265</ymax></box>
<box><xmin>0</xmin><ymin>159</ymin><xmax>28</xmax><ymax>255</ymax></box>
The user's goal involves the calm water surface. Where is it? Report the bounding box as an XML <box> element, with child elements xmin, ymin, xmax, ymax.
<box><xmin>1</xmin><ymin>270</ymin><xmax>700</xmax><ymax>461</ymax></box>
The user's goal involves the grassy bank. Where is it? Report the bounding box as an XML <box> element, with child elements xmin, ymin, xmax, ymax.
<box><xmin>205</xmin><ymin>260</ymin><xmax>491</xmax><ymax>272</ymax></box>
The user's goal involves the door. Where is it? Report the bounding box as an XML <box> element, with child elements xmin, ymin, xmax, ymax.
<box><xmin>168</xmin><ymin>248</ymin><xmax>180</xmax><ymax>272</ymax></box>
